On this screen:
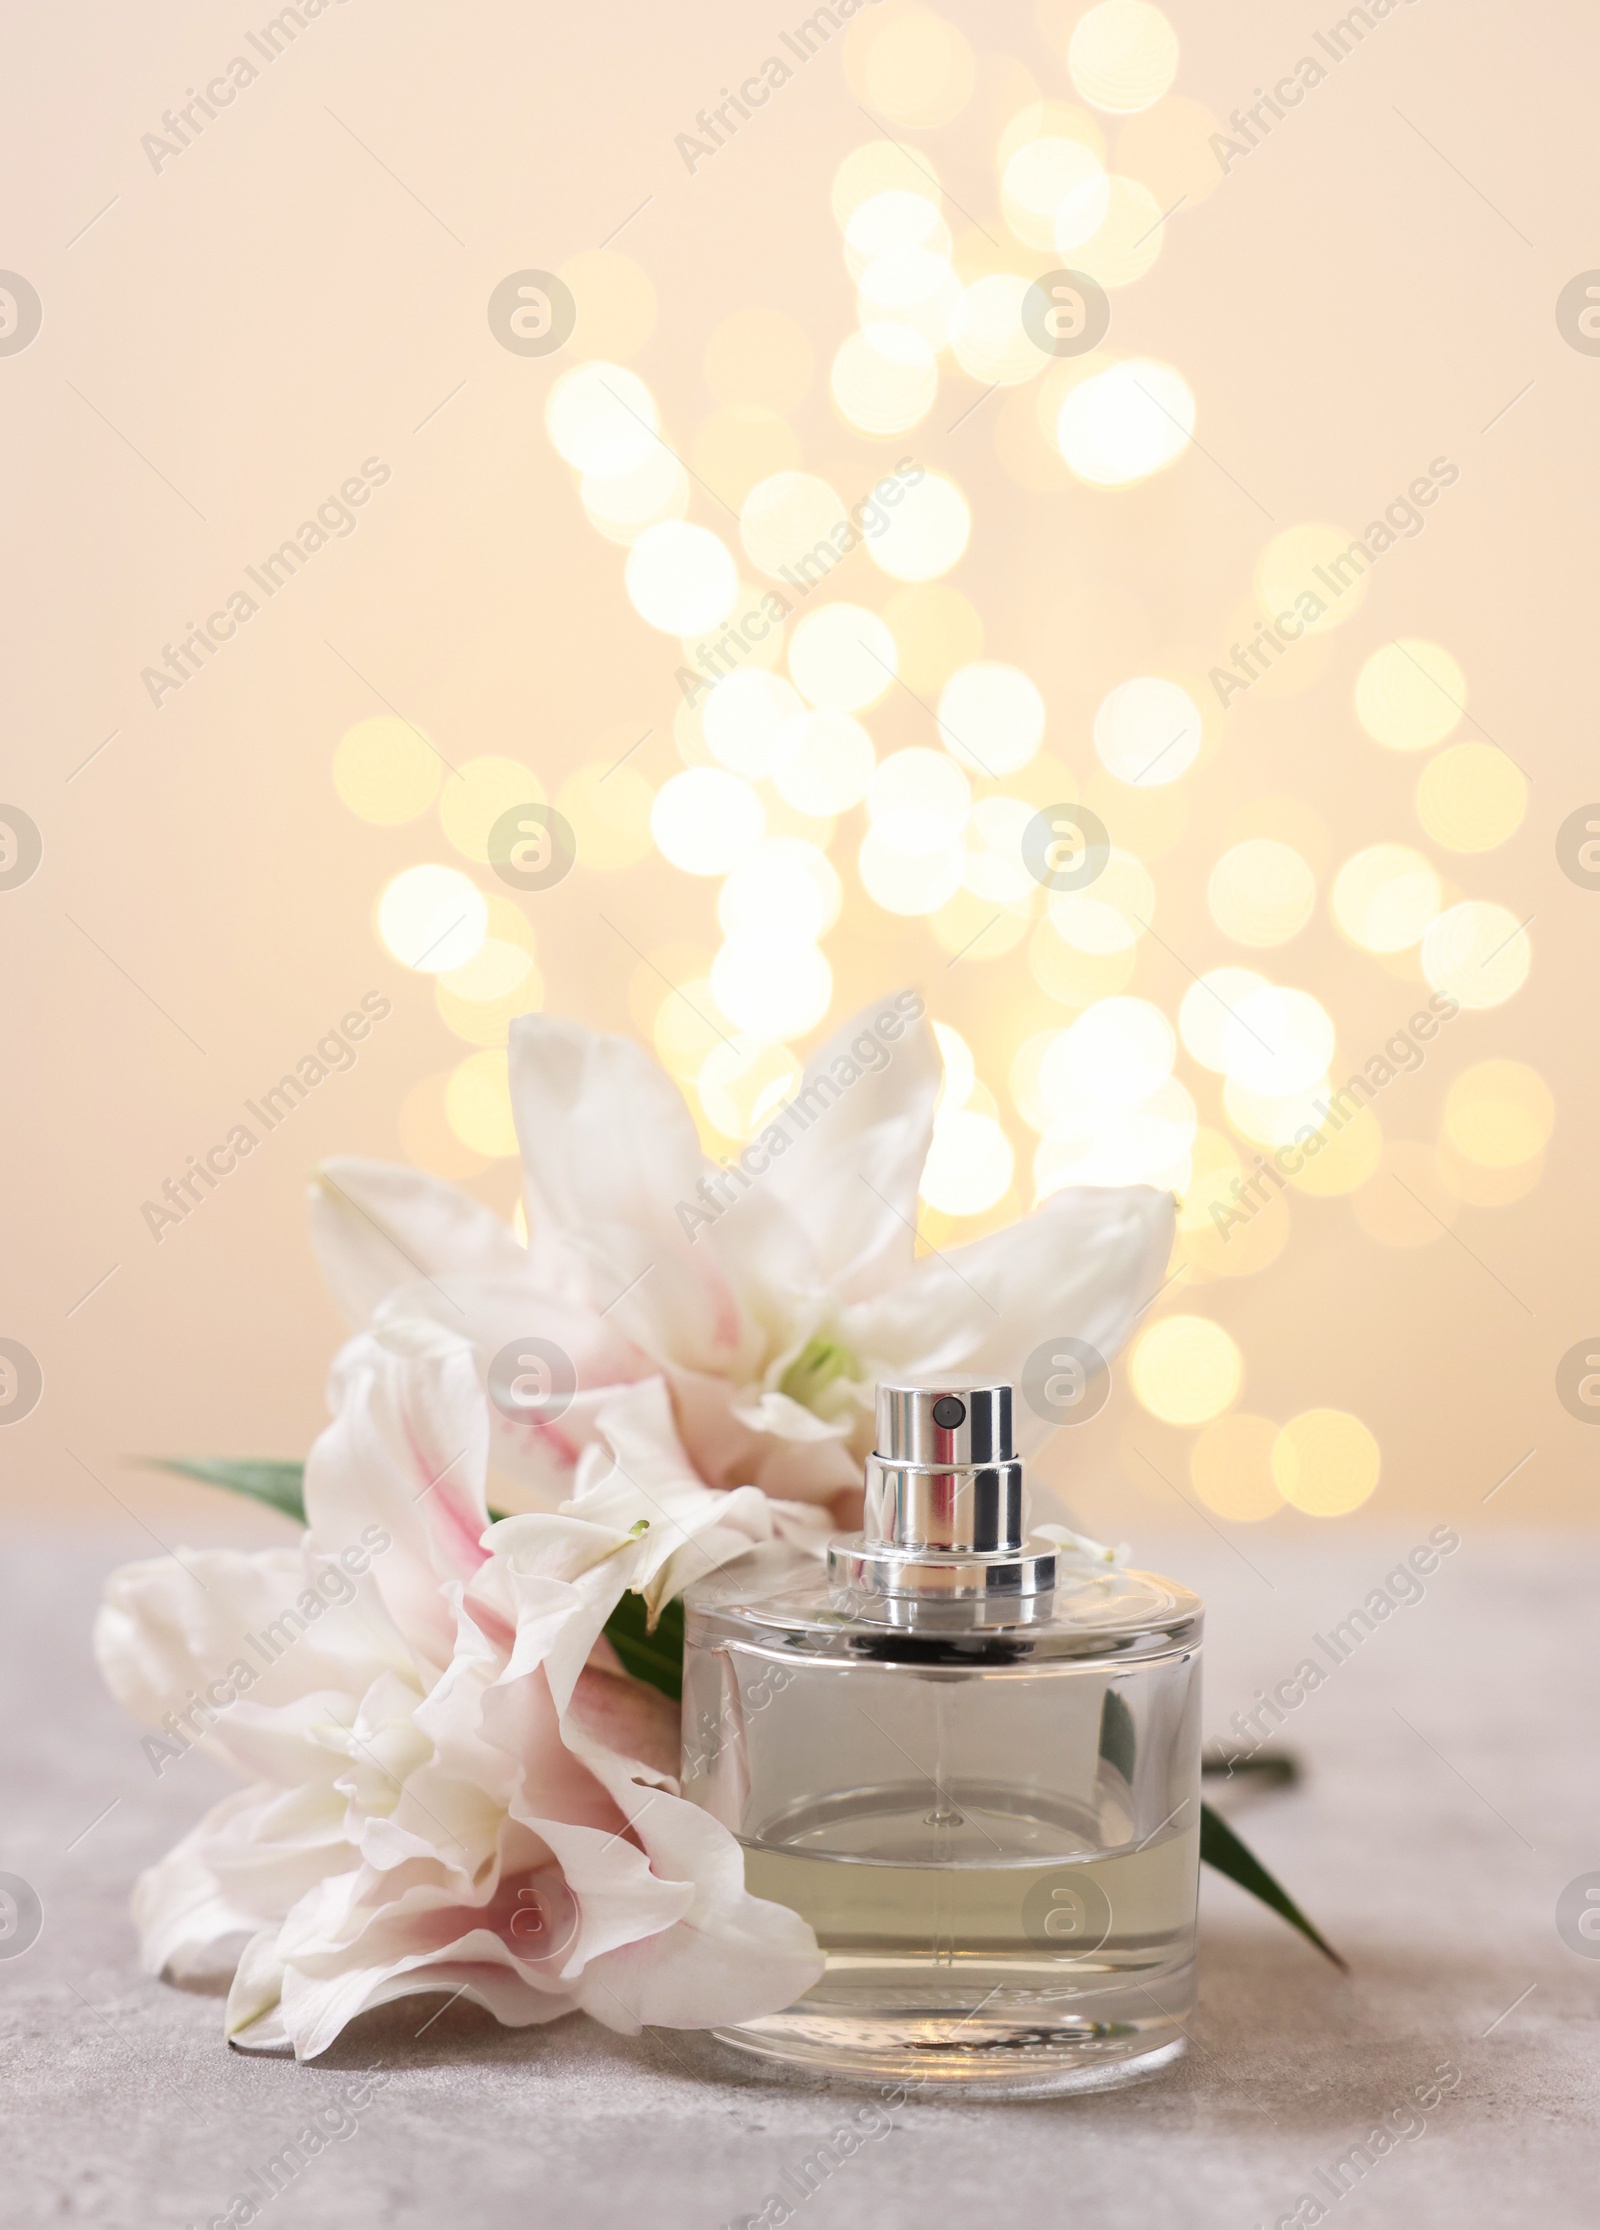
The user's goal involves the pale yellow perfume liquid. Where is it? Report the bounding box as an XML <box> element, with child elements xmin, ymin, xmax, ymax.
<box><xmin>744</xmin><ymin>1827</ymin><xmax>1195</xmax><ymax>1971</ymax></box>
<box><xmin>724</xmin><ymin>1794</ymin><xmax>1198</xmax><ymax>2088</ymax></box>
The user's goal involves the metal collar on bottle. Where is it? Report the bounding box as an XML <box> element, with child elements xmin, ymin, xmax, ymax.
<box><xmin>828</xmin><ymin>1382</ymin><xmax>1058</xmax><ymax>1628</ymax></box>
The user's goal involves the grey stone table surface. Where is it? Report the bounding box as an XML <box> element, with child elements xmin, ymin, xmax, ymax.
<box><xmin>3</xmin><ymin>1525</ymin><xmax>1595</xmax><ymax>2229</ymax></box>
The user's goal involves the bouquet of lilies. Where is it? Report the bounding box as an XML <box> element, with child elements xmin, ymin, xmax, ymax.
<box><xmin>96</xmin><ymin>998</ymin><xmax>1336</xmax><ymax>2059</ymax></box>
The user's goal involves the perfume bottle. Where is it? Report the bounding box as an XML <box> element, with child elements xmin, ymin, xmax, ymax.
<box><xmin>681</xmin><ymin>1381</ymin><xmax>1203</xmax><ymax>2095</ymax></box>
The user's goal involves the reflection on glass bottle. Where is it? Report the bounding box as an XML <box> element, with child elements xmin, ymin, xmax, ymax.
<box><xmin>682</xmin><ymin>1381</ymin><xmax>1203</xmax><ymax>2095</ymax></box>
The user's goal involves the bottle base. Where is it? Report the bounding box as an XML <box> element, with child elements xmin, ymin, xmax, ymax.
<box><xmin>710</xmin><ymin>2014</ymin><xmax>1187</xmax><ymax>2099</ymax></box>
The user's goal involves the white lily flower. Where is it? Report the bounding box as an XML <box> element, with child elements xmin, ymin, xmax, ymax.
<box><xmin>307</xmin><ymin>996</ymin><xmax>1175</xmax><ymax>1518</ymax></box>
<box><xmin>94</xmin><ymin>1354</ymin><xmax>822</xmax><ymax>2058</ymax></box>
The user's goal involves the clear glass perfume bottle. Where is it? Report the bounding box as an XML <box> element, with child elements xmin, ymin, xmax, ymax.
<box><xmin>681</xmin><ymin>1381</ymin><xmax>1203</xmax><ymax>2095</ymax></box>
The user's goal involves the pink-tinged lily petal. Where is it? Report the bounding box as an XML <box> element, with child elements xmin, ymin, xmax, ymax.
<box><xmin>366</xmin><ymin>1274</ymin><xmax>650</xmax><ymax>1514</ymax></box>
<box><xmin>845</xmin><ymin>1182</ymin><xmax>1176</xmax><ymax>1454</ymax></box>
<box><xmin>138</xmin><ymin>1781</ymin><xmax>357</xmax><ymax>1984</ymax></box>
<box><xmin>561</xmin><ymin>1379</ymin><xmax>827</xmax><ymax>1615</ymax></box>
<box><xmin>507</xmin><ymin>1016</ymin><xmax>764</xmax><ymax>1381</ymax></box>
<box><xmin>739</xmin><ymin>994</ymin><xmax>942</xmax><ymax>1304</ymax></box>
<box><xmin>305</xmin><ymin>1319</ymin><xmax>492</xmax><ymax>1673</ymax></box>
<box><xmin>94</xmin><ymin>1546</ymin><xmax>409</xmax><ymax>1785</ymax></box>
<box><xmin>308</xmin><ymin>1158</ymin><xmax>547</xmax><ymax>1329</ymax></box>
<box><xmin>575</xmin><ymin>1792</ymin><xmax>821</xmax><ymax>2032</ymax></box>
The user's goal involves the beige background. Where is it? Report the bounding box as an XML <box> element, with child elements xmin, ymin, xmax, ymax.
<box><xmin>2</xmin><ymin>0</ymin><xmax>1594</xmax><ymax>1542</ymax></box>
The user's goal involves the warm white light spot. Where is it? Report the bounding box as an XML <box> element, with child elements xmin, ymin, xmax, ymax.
<box><xmin>853</xmin><ymin>8</ymin><xmax>976</xmax><ymax>131</ymax></box>
<box><xmin>867</xmin><ymin>470</ymin><xmax>970</xmax><ymax>581</ymax></box>
<box><xmin>439</xmin><ymin>937</ymin><xmax>534</xmax><ymax>1003</ymax></box>
<box><xmin>718</xmin><ymin>838</ymin><xmax>842</xmax><ymax>941</ymax></box>
<box><xmin>1416</xmin><ymin>742</ymin><xmax>1527</xmax><ymax>852</ymax></box>
<box><xmin>1443</xmin><ymin>1060</ymin><xmax>1553</xmax><ymax>1167</ymax></box>
<box><xmin>1034</xmin><ymin>1076</ymin><xmax>1196</xmax><ymax>1196</ymax></box>
<box><xmin>1222</xmin><ymin>1075</ymin><xmax>1333</xmax><ymax>1149</ymax></box>
<box><xmin>1421</xmin><ymin>900</ymin><xmax>1531</xmax><ymax>1010</ymax></box>
<box><xmin>1355</xmin><ymin>639</ymin><xmax>1465</xmax><ymax>751</ymax></box>
<box><xmin>1130</xmin><ymin>1314</ymin><xmax>1241</xmax><ymax>1425</ymax></box>
<box><xmin>789</xmin><ymin>603</ymin><xmax>897</xmax><ymax>711</ymax></box>
<box><xmin>951</xmin><ymin>273</ymin><xmax>1050</xmax><ymax>385</ymax></box>
<box><xmin>1332</xmin><ymin>843</ymin><xmax>1442</xmax><ymax>952</ymax></box>
<box><xmin>1256</xmin><ymin>522</ymin><xmax>1367</xmax><ymax>635</ymax></box>
<box><xmin>333</xmin><ymin>716</ymin><xmax>440</xmax><ymax>825</ymax></box>
<box><xmin>832</xmin><ymin>145</ymin><xmax>943</xmax><ymax>232</ymax></box>
<box><xmin>1191</xmin><ymin>1414</ymin><xmax>1283</xmax><ymax>1521</ymax></box>
<box><xmin>831</xmin><ymin>323</ymin><xmax>938</xmax><ymax>435</ymax></box>
<box><xmin>1039</xmin><ymin>995</ymin><xmax>1175</xmax><ymax>1116</ymax></box>
<box><xmin>1069</xmin><ymin>2</ymin><xmax>1180</xmax><ymax>113</ymax></box>
<box><xmin>546</xmin><ymin>362</ymin><xmax>659</xmax><ymax>475</ymax></box>
<box><xmin>962</xmin><ymin>795</ymin><xmax>1037</xmax><ymax>902</ymax></box>
<box><xmin>868</xmin><ymin>747</ymin><xmax>971</xmax><ymax>854</ymax></box>
<box><xmin>1000</xmin><ymin>136</ymin><xmax>1107</xmax><ymax>251</ymax></box>
<box><xmin>740</xmin><ymin>471</ymin><xmax>849</xmax><ymax>581</ymax></box>
<box><xmin>1057</xmin><ymin>359</ymin><xmax>1194</xmax><ymax>484</ymax></box>
<box><xmin>580</xmin><ymin>445</ymin><xmax>689</xmax><ymax>545</ymax></box>
<box><xmin>711</xmin><ymin>933</ymin><xmax>832</xmax><ymax>1040</ymax></box>
<box><xmin>1223</xmin><ymin>985</ymin><xmax>1335</xmax><ymax>1096</ymax></box>
<box><xmin>1208</xmin><ymin>839</ymin><xmax>1316</xmax><ymax>947</ymax></box>
<box><xmin>1179</xmin><ymin>968</ymin><xmax>1270</xmax><ymax>1071</ymax></box>
<box><xmin>1071</xmin><ymin>175</ymin><xmax>1167</xmax><ymax>286</ymax></box>
<box><xmin>938</xmin><ymin>663</ymin><xmax>1045</xmax><ymax>776</ymax></box>
<box><xmin>702</xmin><ymin>670</ymin><xmax>806</xmax><ymax>778</ymax></box>
<box><xmin>444</xmin><ymin>1049</ymin><xmax>519</xmax><ymax>1158</ymax></box>
<box><xmin>1272</xmin><ymin>1410</ymin><xmax>1380</xmax><ymax>1516</ymax></box>
<box><xmin>625</xmin><ymin>521</ymin><xmax>739</xmax><ymax>635</ymax></box>
<box><xmin>650</xmin><ymin>767</ymin><xmax>765</xmax><ymax>876</ymax></box>
<box><xmin>1048</xmin><ymin>847</ymin><xmax>1155</xmax><ymax>953</ymax></box>
<box><xmin>921</xmin><ymin>1109</ymin><xmax>1014</xmax><ymax>1215</ymax></box>
<box><xmin>773</xmin><ymin>709</ymin><xmax>877</xmax><ymax>814</ymax></box>
<box><xmin>1093</xmin><ymin>677</ymin><xmax>1202</xmax><ymax>786</ymax></box>
<box><xmin>858</xmin><ymin>828</ymin><xmax>965</xmax><ymax>914</ymax></box>
<box><xmin>440</xmin><ymin>756</ymin><xmax>543</xmax><ymax>864</ymax></box>
<box><xmin>844</xmin><ymin>189</ymin><xmax>950</xmax><ymax>268</ymax></box>
<box><xmin>377</xmin><ymin>864</ymin><xmax>488</xmax><ymax>974</ymax></box>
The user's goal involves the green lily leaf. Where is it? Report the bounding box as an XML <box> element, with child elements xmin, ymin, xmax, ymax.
<box><xmin>156</xmin><ymin>1452</ymin><xmax>1341</xmax><ymax>1968</ymax></box>
<box><xmin>146</xmin><ymin>1457</ymin><xmax>307</xmax><ymax>1525</ymax></box>
<box><xmin>603</xmin><ymin>1591</ymin><xmax>686</xmax><ymax>1699</ymax></box>
<box><xmin>1200</xmin><ymin>1799</ymin><xmax>1346</xmax><ymax>1970</ymax></box>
